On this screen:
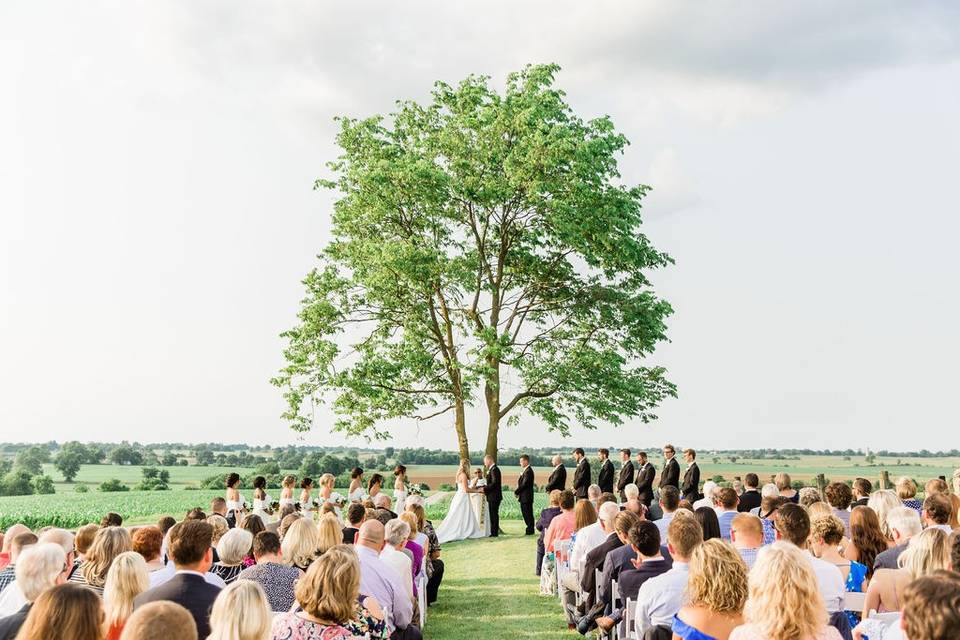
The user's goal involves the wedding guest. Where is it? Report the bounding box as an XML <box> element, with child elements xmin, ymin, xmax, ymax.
<box><xmin>750</xmin><ymin>483</ymin><xmax>778</xmax><ymax>516</ymax></box>
<box><xmin>545</xmin><ymin>455</ymin><xmax>567</xmax><ymax>492</ymax></box>
<box><xmin>924</xmin><ymin>477</ymin><xmax>948</xmax><ymax>497</ymax></box>
<box><xmin>103</xmin><ymin>552</ymin><xmax>150</xmax><ymax>640</ymax></box>
<box><xmin>572</xmin><ymin>448</ymin><xmax>591</xmax><ymax>500</ymax></box>
<box><xmin>131</xmin><ymin>527</ymin><xmax>164</xmax><ymax>573</ymax></box>
<box><xmin>799</xmin><ymin>487</ymin><xmax>823</xmax><ymax>508</ymax></box>
<box><xmin>343</xmin><ymin>503</ymin><xmax>366</xmax><ymax>544</ymax></box>
<box><xmin>715</xmin><ymin>488</ymin><xmax>739</xmax><ymax>539</ymax></box>
<box><xmin>212</xmin><ymin>528</ymin><xmax>252</xmax><ymax>585</ymax></box>
<box><xmin>634</xmin><ymin>512</ymin><xmax>702</xmax><ymax>636</ymax></box>
<box><xmin>209</xmin><ymin>498</ymin><xmax>228</xmax><ymax>521</ymax></box>
<box><xmin>695</xmin><ymin>507</ymin><xmax>721</xmax><ymax>541</ymax></box>
<box><xmin>102</xmin><ymin>513</ymin><xmax>124</xmax><ymax>528</ymax></box>
<box><xmin>237</xmin><ymin>532</ymin><xmax>300</xmax><ymax>613</ymax></box>
<box><xmin>0</xmin><ymin>525</ymin><xmax>30</xmax><ymax>572</ymax></box>
<box><xmin>624</xmin><ymin>498</ymin><xmax>646</xmax><ymax>518</ymax></box>
<box><xmin>673</xmin><ymin>539</ymin><xmax>747</xmax><ymax>640</ymax></box>
<box><xmin>737</xmin><ymin>474</ymin><xmax>761</xmax><ymax>513</ymax></box>
<box><xmin>868</xmin><ymin>489</ymin><xmax>901</xmax><ymax>542</ymax></box>
<box><xmin>206</xmin><ymin>515</ymin><xmax>228</xmax><ymax>549</ymax></box>
<box><xmin>15</xmin><ymin>583</ymin><xmax>104</xmax><ymax>640</ymax></box>
<box><xmin>597</xmin><ymin>511</ymin><xmax>647</xmax><ymax>612</ymax></box>
<box><xmin>692</xmin><ymin>481</ymin><xmax>717</xmax><ymax>511</ymax></box>
<box><xmin>272</xmin><ymin>544</ymin><xmax>387</xmax><ymax>640</ymax></box>
<box><xmin>824</xmin><ymin>482</ymin><xmax>853</xmax><ymax>534</ymax></box>
<box><xmin>616</xmin><ymin>449</ymin><xmax>635</xmax><ymax>503</ymax></box>
<box><xmin>238</xmin><ymin>514</ymin><xmax>265</xmax><ymax>554</ymax></box>
<box><xmin>185</xmin><ymin>508</ymin><xmax>207</xmax><ymax>521</ymax></box>
<box><xmin>655</xmin><ymin>487</ymin><xmax>680</xmax><ymax>540</ymax></box>
<box><xmin>729</xmin><ymin>513</ymin><xmax>763</xmax><ymax>569</ymax></box>
<box><xmin>316</xmin><ymin>514</ymin><xmax>343</xmax><ymax>555</ymax></box>
<box><xmin>535</xmin><ymin>490</ymin><xmax>562</xmax><ymax>576</ymax></box>
<box><xmin>596</xmin><ymin>449</ymin><xmax>615</xmax><ymax>495</ymax></box>
<box><xmin>680</xmin><ymin>449</ymin><xmax>700</xmax><ymax>503</ymax></box>
<box><xmin>544</xmin><ymin>490</ymin><xmax>577</xmax><ymax>554</ymax></box>
<box><xmin>659</xmin><ymin>444</ymin><xmax>680</xmax><ymax>491</ymax></box>
<box><xmin>373</xmin><ymin>494</ymin><xmax>398</xmax><ymax>525</ymax></box>
<box><xmin>119</xmin><ymin>601</ymin><xmax>197</xmax><ymax>640</ymax></box>
<box><xmin>70</xmin><ymin>526</ymin><xmax>132</xmax><ymax>596</ymax></box>
<box><xmin>0</xmin><ymin>533</ymin><xmax>36</xmax><ymax>594</ymax></box>
<box><xmin>730</xmin><ymin>542</ymin><xmax>843</xmax><ymax>640</ymax></box>
<box><xmin>75</xmin><ymin>524</ymin><xmax>99</xmax><ymax>568</ymax></box>
<box><xmin>809</xmin><ymin>515</ymin><xmax>867</xmax><ymax>608</ymax></box>
<box><xmin>922</xmin><ymin>493</ymin><xmax>953</xmax><ymax>532</ymax></box>
<box><xmin>381</xmin><ymin>520</ymin><xmax>414</xmax><ymax>601</ymax></box>
<box><xmin>622</xmin><ymin>483</ymin><xmax>640</xmax><ymax>504</ymax></box>
<box><xmin>134</xmin><ymin>520</ymin><xmax>222</xmax><ymax>638</ymax></box>
<box><xmin>281</xmin><ymin>519</ymin><xmax>319</xmax><ymax>572</ymax></box>
<box><xmin>277</xmin><ymin>513</ymin><xmax>301</xmax><ymax>541</ymax></box>
<box><xmin>577</xmin><ymin>503</ymin><xmax>623</xmax><ymax>615</ymax></box>
<box><xmin>864</xmin><ymin>527</ymin><xmax>950</xmax><ymax>615</ymax></box>
<box><xmin>843</xmin><ymin>506</ymin><xmax>891</xmax><ymax>579</ymax></box>
<box><xmin>406</xmin><ymin>504</ymin><xmax>443</xmax><ymax>604</ymax></box>
<box><xmin>851</xmin><ymin>478</ymin><xmax>872</xmax><ymax>508</ymax></box>
<box><xmin>758</xmin><ymin>495</ymin><xmax>786</xmax><ymax>545</ymax></box>
<box><xmin>592</xmin><ymin>520</ymin><xmax>672</xmax><ymax>635</ymax></box>
<box><xmin>896</xmin><ymin>476</ymin><xmax>922</xmax><ymax>512</ymax></box>
<box><xmin>773</xmin><ymin>504</ymin><xmax>844</xmax><ymax>614</ymax></box>
<box><xmin>398</xmin><ymin>513</ymin><xmax>425</xmax><ymax>577</ymax></box>
<box><xmin>873</xmin><ymin>506</ymin><xmax>922</xmax><ymax>570</ymax></box>
<box><xmin>207</xmin><ymin>580</ymin><xmax>272</xmax><ymax>640</ymax></box>
<box><xmin>899</xmin><ymin>570</ymin><xmax>960</xmax><ymax>640</ymax></box>
<box><xmin>158</xmin><ymin>516</ymin><xmax>176</xmax><ymax>538</ymax></box>
<box><xmin>587</xmin><ymin>484</ymin><xmax>602</xmax><ymax>509</ymax></box>
<box><xmin>559</xmin><ymin>499</ymin><xmax>603</xmax><ymax>625</ymax></box>
<box><xmin>807</xmin><ymin>500</ymin><xmax>834</xmax><ymax>523</ymax></box>
<box><xmin>571</xmin><ymin>502</ymin><xmax>611</xmax><ymax>578</ymax></box>
<box><xmin>355</xmin><ymin>521</ymin><xmax>417</xmax><ymax>638</ymax></box>
<box><xmin>0</xmin><ymin>543</ymin><xmax>66</xmax><ymax>639</ymax></box>
<box><xmin>775</xmin><ymin>472</ymin><xmax>799</xmax><ymax>503</ymax></box>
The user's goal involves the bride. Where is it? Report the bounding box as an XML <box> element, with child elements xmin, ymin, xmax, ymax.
<box><xmin>436</xmin><ymin>463</ymin><xmax>490</xmax><ymax>544</ymax></box>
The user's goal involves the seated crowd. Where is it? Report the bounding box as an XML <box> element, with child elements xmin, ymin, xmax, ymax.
<box><xmin>0</xmin><ymin>476</ymin><xmax>444</xmax><ymax>640</ymax></box>
<box><xmin>538</xmin><ymin>449</ymin><xmax>960</xmax><ymax>640</ymax></box>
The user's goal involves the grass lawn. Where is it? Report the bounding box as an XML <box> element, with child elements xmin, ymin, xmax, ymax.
<box><xmin>426</xmin><ymin>520</ymin><xmax>566</xmax><ymax>639</ymax></box>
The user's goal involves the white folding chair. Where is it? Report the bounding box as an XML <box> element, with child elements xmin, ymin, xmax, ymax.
<box><xmin>595</xmin><ymin>568</ymin><xmax>603</xmax><ymax>604</ymax></box>
<box><xmin>844</xmin><ymin>591</ymin><xmax>866</xmax><ymax>615</ymax></box>
<box><xmin>624</xmin><ymin>597</ymin><xmax>636</xmax><ymax>640</ymax></box>
<box><xmin>555</xmin><ymin>539</ymin><xmax>572</xmax><ymax>598</ymax></box>
<box><xmin>417</xmin><ymin>573</ymin><xmax>428</xmax><ymax>627</ymax></box>
<box><xmin>611</xmin><ymin>578</ymin><xmax>621</xmax><ymax>609</ymax></box>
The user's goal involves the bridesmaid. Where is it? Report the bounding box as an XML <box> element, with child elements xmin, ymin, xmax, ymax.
<box><xmin>299</xmin><ymin>477</ymin><xmax>316</xmax><ymax>520</ymax></box>
<box><xmin>348</xmin><ymin>467</ymin><xmax>365</xmax><ymax>503</ymax></box>
<box><xmin>368</xmin><ymin>473</ymin><xmax>384</xmax><ymax>500</ymax></box>
<box><xmin>394</xmin><ymin>465</ymin><xmax>408</xmax><ymax>514</ymax></box>
<box><xmin>251</xmin><ymin>476</ymin><xmax>272</xmax><ymax>520</ymax></box>
<box><xmin>279</xmin><ymin>474</ymin><xmax>297</xmax><ymax>511</ymax></box>
<box><xmin>225</xmin><ymin>473</ymin><xmax>247</xmax><ymax>519</ymax></box>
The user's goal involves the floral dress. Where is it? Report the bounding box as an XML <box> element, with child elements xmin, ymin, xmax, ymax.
<box><xmin>273</xmin><ymin>602</ymin><xmax>387</xmax><ymax>640</ymax></box>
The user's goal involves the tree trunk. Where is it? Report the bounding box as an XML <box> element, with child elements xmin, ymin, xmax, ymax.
<box><xmin>454</xmin><ymin>398</ymin><xmax>470</xmax><ymax>465</ymax></box>
<box><xmin>483</xmin><ymin>361</ymin><xmax>501</xmax><ymax>463</ymax></box>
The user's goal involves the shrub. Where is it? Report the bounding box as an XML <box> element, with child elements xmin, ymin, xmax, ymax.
<box><xmin>75</xmin><ymin>484</ymin><xmax>89</xmax><ymax>493</ymax></box>
<box><xmin>33</xmin><ymin>475</ymin><xmax>56</xmax><ymax>495</ymax></box>
<box><xmin>0</xmin><ymin>471</ymin><xmax>35</xmax><ymax>496</ymax></box>
<box><xmin>99</xmin><ymin>479</ymin><xmax>130</xmax><ymax>492</ymax></box>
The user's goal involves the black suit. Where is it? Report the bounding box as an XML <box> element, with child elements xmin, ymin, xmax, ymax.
<box><xmin>597</xmin><ymin>459</ymin><xmax>615</xmax><ymax>494</ymax></box>
<box><xmin>616</xmin><ymin>460</ymin><xmax>635</xmax><ymax>500</ymax></box>
<box><xmin>737</xmin><ymin>489</ymin><xmax>762</xmax><ymax>513</ymax></box>
<box><xmin>0</xmin><ymin>603</ymin><xmax>30</xmax><ymax>640</ymax></box>
<box><xmin>600</xmin><ymin>544</ymin><xmax>672</xmax><ymax>609</ymax></box>
<box><xmin>635</xmin><ymin>462</ymin><xmax>656</xmax><ymax>506</ymax></box>
<box><xmin>483</xmin><ymin>465</ymin><xmax>503</xmax><ymax>537</ymax></box>
<box><xmin>573</xmin><ymin>459</ymin><xmax>591</xmax><ymax>499</ymax></box>
<box><xmin>579</xmin><ymin>532</ymin><xmax>623</xmax><ymax>609</ymax></box>
<box><xmin>681</xmin><ymin>462</ymin><xmax>700</xmax><ymax>502</ymax></box>
<box><xmin>609</xmin><ymin>559</ymin><xmax>673</xmax><ymax>626</ymax></box>
<box><xmin>134</xmin><ymin>572</ymin><xmax>221</xmax><ymax>639</ymax></box>
<box><xmin>659</xmin><ymin>457</ymin><xmax>680</xmax><ymax>489</ymax></box>
<box><xmin>514</xmin><ymin>465</ymin><xmax>535</xmax><ymax>534</ymax></box>
<box><xmin>545</xmin><ymin>465</ymin><xmax>567</xmax><ymax>492</ymax></box>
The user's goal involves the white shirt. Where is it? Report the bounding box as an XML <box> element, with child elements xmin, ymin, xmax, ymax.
<box><xmin>570</xmin><ymin>522</ymin><xmax>607</xmax><ymax>575</ymax></box>
<box><xmin>654</xmin><ymin>511</ymin><xmax>675</xmax><ymax>540</ymax></box>
<box><xmin>692</xmin><ymin>496</ymin><xmax>715</xmax><ymax>511</ymax></box>
<box><xmin>808</xmin><ymin>553</ymin><xmax>845</xmax><ymax>612</ymax></box>
<box><xmin>635</xmin><ymin>561</ymin><xmax>689</xmax><ymax>634</ymax></box>
<box><xmin>928</xmin><ymin>523</ymin><xmax>953</xmax><ymax>533</ymax></box>
<box><xmin>148</xmin><ymin>565</ymin><xmax>226</xmax><ymax>589</ymax></box>
<box><xmin>0</xmin><ymin>581</ymin><xmax>26</xmax><ymax>616</ymax></box>
<box><xmin>380</xmin><ymin>546</ymin><xmax>413</xmax><ymax>600</ymax></box>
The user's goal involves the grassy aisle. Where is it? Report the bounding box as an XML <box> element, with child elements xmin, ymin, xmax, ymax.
<box><xmin>426</xmin><ymin>520</ymin><xmax>567</xmax><ymax>639</ymax></box>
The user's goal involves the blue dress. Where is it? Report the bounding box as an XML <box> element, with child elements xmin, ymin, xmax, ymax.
<box><xmin>672</xmin><ymin>614</ymin><xmax>718</xmax><ymax>640</ymax></box>
<box><xmin>844</xmin><ymin>560</ymin><xmax>869</xmax><ymax>627</ymax></box>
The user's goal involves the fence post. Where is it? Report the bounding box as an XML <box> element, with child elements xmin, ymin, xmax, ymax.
<box><xmin>816</xmin><ymin>473</ymin><xmax>826</xmax><ymax>494</ymax></box>
<box><xmin>880</xmin><ymin>470</ymin><xmax>890</xmax><ymax>490</ymax></box>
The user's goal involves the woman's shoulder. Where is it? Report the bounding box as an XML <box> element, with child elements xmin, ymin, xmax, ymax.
<box><xmin>729</xmin><ymin>624</ymin><xmax>763</xmax><ymax>640</ymax></box>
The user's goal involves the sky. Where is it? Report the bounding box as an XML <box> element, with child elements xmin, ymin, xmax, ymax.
<box><xmin>1</xmin><ymin>2</ymin><xmax>959</xmax><ymax>452</ymax></box>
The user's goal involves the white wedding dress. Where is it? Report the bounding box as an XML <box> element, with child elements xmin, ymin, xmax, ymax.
<box><xmin>436</xmin><ymin>472</ymin><xmax>489</xmax><ymax>543</ymax></box>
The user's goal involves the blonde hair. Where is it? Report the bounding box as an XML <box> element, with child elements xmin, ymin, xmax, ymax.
<box><xmin>208</xmin><ymin>580</ymin><xmax>272</xmax><ymax>640</ymax></box>
<box><xmin>216</xmin><ymin>528</ymin><xmax>253</xmax><ymax>567</ymax></box>
<box><xmin>281</xmin><ymin>518</ymin><xmax>318</xmax><ymax>569</ymax></box>
<box><xmin>810</xmin><ymin>514</ymin><xmax>846</xmax><ymax>546</ymax></box>
<box><xmin>898</xmin><ymin>528</ymin><xmax>950</xmax><ymax>579</ymax></box>
<box><xmin>81</xmin><ymin>526</ymin><xmax>132</xmax><ymax>588</ymax></box>
<box><xmin>319</xmin><ymin>473</ymin><xmax>335</xmax><ymax>489</ymax></box>
<box><xmin>294</xmin><ymin>545</ymin><xmax>359</xmax><ymax>624</ymax></box>
<box><xmin>206</xmin><ymin>515</ymin><xmax>229</xmax><ymax>546</ymax></box>
<box><xmin>399</xmin><ymin>512</ymin><xmax>419</xmax><ymax>538</ymax></box>
<box><xmin>549</xmin><ymin>490</ymin><xmax>562</xmax><ymax>507</ymax></box>
<box><xmin>17</xmin><ymin>583</ymin><xmax>103</xmax><ymax>640</ymax></box>
<box><xmin>806</xmin><ymin>501</ymin><xmax>833</xmax><ymax>522</ymax></box>
<box><xmin>103</xmin><ymin>551</ymin><xmax>149</xmax><ymax>631</ymax></box>
<box><xmin>282</xmin><ymin>475</ymin><xmax>296</xmax><ymax>488</ymax></box>
<box><xmin>315</xmin><ymin>514</ymin><xmax>342</xmax><ymax>555</ymax></box>
<box><xmin>745</xmin><ymin>542</ymin><xmax>828</xmax><ymax>638</ymax></box>
<box><xmin>868</xmin><ymin>489</ymin><xmax>901</xmax><ymax>539</ymax></box>
<box><xmin>774</xmin><ymin>472</ymin><xmax>792</xmax><ymax>491</ymax></box>
<box><xmin>686</xmin><ymin>539</ymin><xmax>747</xmax><ymax>614</ymax></box>
<box><xmin>896</xmin><ymin>476</ymin><xmax>917</xmax><ymax>500</ymax></box>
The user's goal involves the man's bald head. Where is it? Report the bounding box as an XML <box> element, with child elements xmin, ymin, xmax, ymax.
<box><xmin>2</xmin><ymin>524</ymin><xmax>30</xmax><ymax>553</ymax></box>
<box><xmin>357</xmin><ymin>520</ymin><xmax>385</xmax><ymax>551</ymax></box>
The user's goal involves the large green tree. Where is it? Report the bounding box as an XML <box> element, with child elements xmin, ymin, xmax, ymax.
<box><xmin>274</xmin><ymin>64</ymin><xmax>675</xmax><ymax>462</ymax></box>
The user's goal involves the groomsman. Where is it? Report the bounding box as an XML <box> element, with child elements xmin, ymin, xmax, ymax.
<box><xmin>680</xmin><ymin>448</ymin><xmax>701</xmax><ymax>503</ymax></box>
<box><xmin>483</xmin><ymin>455</ymin><xmax>503</xmax><ymax>537</ymax></box>
<box><xmin>659</xmin><ymin>443</ymin><xmax>680</xmax><ymax>491</ymax></box>
<box><xmin>616</xmin><ymin>449</ymin><xmax>635</xmax><ymax>501</ymax></box>
<box><xmin>635</xmin><ymin>451</ymin><xmax>656</xmax><ymax>506</ymax></box>
<box><xmin>545</xmin><ymin>455</ymin><xmax>567</xmax><ymax>492</ymax></box>
<box><xmin>514</xmin><ymin>455</ymin><xmax>536</xmax><ymax>535</ymax></box>
<box><xmin>572</xmin><ymin>448</ymin><xmax>591</xmax><ymax>500</ymax></box>
<box><xmin>596</xmin><ymin>448</ymin><xmax>615</xmax><ymax>494</ymax></box>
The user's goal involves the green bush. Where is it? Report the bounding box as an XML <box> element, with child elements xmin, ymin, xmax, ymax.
<box><xmin>99</xmin><ymin>479</ymin><xmax>130</xmax><ymax>492</ymax></box>
<box><xmin>75</xmin><ymin>484</ymin><xmax>89</xmax><ymax>493</ymax></box>
<box><xmin>33</xmin><ymin>475</ymin><xmax>56</xmax><ymax>495</ymax></box>
<box><xmin>0</xmin><ymin>471</ymin><xmax>35</xmax><ymax>496</ymax></box>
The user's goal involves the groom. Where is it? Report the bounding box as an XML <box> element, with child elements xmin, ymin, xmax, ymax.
<box><xmin>482</xmin><ymin>454</ymin><xmax>502</xmax><ymax>537</ymax></box>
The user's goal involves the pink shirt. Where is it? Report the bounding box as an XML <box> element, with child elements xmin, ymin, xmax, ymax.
<box><xmin>544</xmin><ymin>510</ymin><xmax>576</xmax><ymax>553</ymax></box>
<box><xmin>730</xmin><ymin>623</ymin><xmax>843</xmax><ymax>640</ymax></box>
